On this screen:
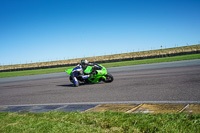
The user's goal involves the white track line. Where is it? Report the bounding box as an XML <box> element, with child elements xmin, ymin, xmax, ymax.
<box><xmin>1</xmin><ymin>101</ymin><xmax>200</xmax><ymax>107</ymax></box>
<box><xmin>179</xmin><ymin>104</ymin><xmax>190</xmax><ymax>113</ymax></box>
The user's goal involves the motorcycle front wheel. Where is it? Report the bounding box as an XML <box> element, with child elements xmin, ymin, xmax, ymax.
<box><xmin>103</xmin><ymin>73</ymin><xmax>114</xmax><ymax>83</ymax></box>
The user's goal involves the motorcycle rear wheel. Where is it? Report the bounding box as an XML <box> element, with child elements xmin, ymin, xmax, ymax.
<box><xmin>69</xmin><ymin>76</ymin><xmax>73</xmax><ymax>83</ymax></box>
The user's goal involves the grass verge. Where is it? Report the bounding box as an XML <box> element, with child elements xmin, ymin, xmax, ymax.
<box><xmin>102</xmin><ymin>53</ymin><xmax>200</xmax><ymax>68</ymax></box>
<box><xmin>0</xmin><ymin>54</ymin><xmax>200</xmax><ymax>78</ymax></box>
<box><xmin>0</xmin><ymin>111</ymin><xmax>200</xmax><ymax>133</ymax></box>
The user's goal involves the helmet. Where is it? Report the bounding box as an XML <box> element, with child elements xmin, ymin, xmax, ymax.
<box><xmin>81</xmin><ymin>59</ymin><xmax>89</xmax><ymax>69</ymax></box>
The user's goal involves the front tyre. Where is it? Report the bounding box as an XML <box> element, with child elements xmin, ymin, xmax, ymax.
<box><xmin>103</xmin><ymin>73</ymin><xmax>114</xmax><ymax>83</ymax></box>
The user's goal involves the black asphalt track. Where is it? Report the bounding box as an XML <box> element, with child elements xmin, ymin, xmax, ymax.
<box><xmin>0</xmin><ymin>60</ymin><xmax>200</xmax><ymax>106</ymax></box>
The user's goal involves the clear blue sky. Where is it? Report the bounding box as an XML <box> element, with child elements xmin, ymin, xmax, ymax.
<box><xmin>0</xmin><ymin>0</ymin><xmax>200</xmax><ymax>65</ymax></box>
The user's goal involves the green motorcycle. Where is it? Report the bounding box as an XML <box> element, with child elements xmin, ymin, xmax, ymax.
<box><xmin>65</xmin><ymin>64</ymin><xmax>114</xmax><ymax>87</ymax></box>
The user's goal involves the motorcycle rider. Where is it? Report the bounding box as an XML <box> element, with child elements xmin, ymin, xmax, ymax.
<box><xmin>73</xmin><ymin>59</ymin><xmax>102</xmax><ymax>79</ymax></box>
<box><xmin>80</xmin><ymin>59</ymin><xmax>102</xmax><ymax>72</ymax></box>
<box><xmin>71</xmin><ymin>59</ymin><xmax>103</xmax><ymax>85</ymax></box>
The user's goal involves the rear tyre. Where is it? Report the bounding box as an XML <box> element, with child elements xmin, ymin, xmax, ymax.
<box><xmin>103</xmin><ymin>73</ymin><xmax>114</xmax><ymax>83</ymax></box>
<box><xmin>69</xmin><ymin>76</ymin><xmax>73</xmax><ymax>83</ymax></box>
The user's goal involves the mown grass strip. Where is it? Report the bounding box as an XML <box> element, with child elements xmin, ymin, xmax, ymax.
<box><xmin>0</xmin><ymin>54</ymin><xmax>200</xmax><ymax>78</ymax></box>
<box><xmin>102</xmin><ymin>53</ymin><xmax>200</xmax><ymax>68</ymax></box>
<box><xmin>0</xmin><ymin>66</ymin><xmax>74</xmax><ymax>78</ymax></box>
<box><xmin>0</xmin><ymin>111</ymin><xmax>200</xmax><ymax>133</ymax></box>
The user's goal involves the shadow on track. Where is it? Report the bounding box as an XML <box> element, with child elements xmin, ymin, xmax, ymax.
<box><xmin>57</xmin><ymin>84</ymin><xmax>74</xmax><ymax>87</ymax></box>
<box><xmin>57</xmin><ymin>82</ymin><xmax>104</xmax><ymax>87</ymax></box>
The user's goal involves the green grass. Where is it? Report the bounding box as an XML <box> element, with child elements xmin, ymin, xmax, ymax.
<box><xmin>102</xmin><ymin>53</ymin><xmax>200</xmax><ymax>68</ymax></box>
<box><xmin>0</xmin><ymin>111</ymin><xmax>200</xmax><ymax>133</ymax></box>
<box><xmin>0</xmin><ymin>66</ymin><xmax>74</xmax><ymax>78</ymax></box>
<box><xmin>0</xmin><ymin>54</ymin><xmax>200</xmax><ymax>78</ymax></box>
